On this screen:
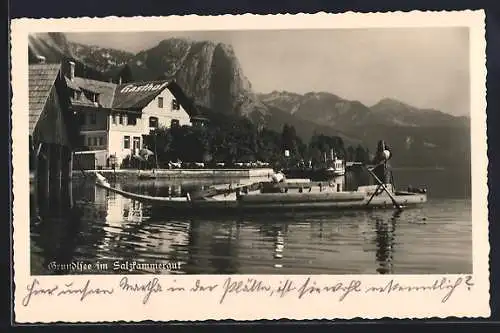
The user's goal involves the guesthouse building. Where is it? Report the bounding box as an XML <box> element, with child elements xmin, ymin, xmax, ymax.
<box><xmin>62</xmin><ymin>61</ymin><xmax>194</xmax><ymax>169</ymax></box>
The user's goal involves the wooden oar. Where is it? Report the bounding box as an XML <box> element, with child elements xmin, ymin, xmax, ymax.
<box><xmin>365</xmin><ymin>163</ymin><xmax>403</xmax><ymax>210</ymax></box>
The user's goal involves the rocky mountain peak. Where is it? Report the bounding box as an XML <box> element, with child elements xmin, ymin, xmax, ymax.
<box><xmin>28</xmin><ymin>33</ymin><xmax>267</xmax><ymax>120</ymax></box>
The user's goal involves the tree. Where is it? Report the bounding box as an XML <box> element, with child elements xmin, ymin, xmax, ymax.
<box><xmin>141</xmin><ymin>104</ymin><xmax>371</xmax><ymax>170</ymax></box>
<box><xmin>355</xmin><ymin>144</ymin><xmax>369</xmax><ymax>163</ymax></box>
<box><xmin>346</xmin><ymin>146</ymin><xmax>355</xmax><ymax>162</ymax></box>
<box><xmin>143</xmin><ymin>126</ymin><xmax>172</xmax><ymax>164</ymax></box>
<box><xmin>281</xmin><ymin>124</ymin><xmax>301</xmax><ymax>159</ymax></box>
<box><xmin>117</xmin><ymin>64</ymin><xmax>133</xmax><ymax>83</ymax></box>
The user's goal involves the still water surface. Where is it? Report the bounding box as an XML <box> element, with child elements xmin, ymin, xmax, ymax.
<box><xmin>30</xmin><ymin>169</ymin><xmax>472</xmax><ymax>275</ymax></box>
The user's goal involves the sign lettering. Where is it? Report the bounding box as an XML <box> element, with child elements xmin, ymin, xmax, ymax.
<box><xmin>120</xmin><ymin>82</ymin><xmax>168</xmax><ymax>93</ymax></box>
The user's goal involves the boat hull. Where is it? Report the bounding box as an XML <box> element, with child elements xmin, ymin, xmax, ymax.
<box><xmin>95</xmin><ymin>182</ymin><xmax>427</xmax><ymax>214</ymax></box>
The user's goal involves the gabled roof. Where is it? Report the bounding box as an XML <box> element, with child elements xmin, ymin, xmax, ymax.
<box><xmin>70</xmin><ymin>89</ymin><xmax>98</xmax><ymax>108</ymax></box>
<box><xmin>29</xmin><ymin>64</ymin><xmax>62</xmax><ymax>135</ymax></box>
<box><xmin>165</xmin><ymin>81</ymin><xmax>202</xmax><ymax>118</ymax></box>
<box><xmin>112</xmin><ymin>80</ymin><xmax>170</xmax><ymax>109</ymax></box>
<box><xmin>64</xmin><ymin>77</ymin><xmax>81</xmax><ymax>91</ymax></box>
<box><xmin>63</xmin><ymin>72</ymin><xmax>196</xmax><ymax>115</ymax></box>
<box><xmin>70</xmin><ymin>77</ymin><xmax>117</xmax><ymax>108</ymax></box>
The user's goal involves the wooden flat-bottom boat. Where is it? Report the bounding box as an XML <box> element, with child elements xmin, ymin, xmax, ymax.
<box><xmin>94</xmin><ymin>172</ymin><xmax>427</xmax><ymax>213</ymax></box>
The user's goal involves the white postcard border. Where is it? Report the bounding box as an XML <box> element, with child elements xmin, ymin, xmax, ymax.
<box><xmin>11</xmin><ymin>10</ymin><xmax>489</xmax><ymax>322</ymax></box>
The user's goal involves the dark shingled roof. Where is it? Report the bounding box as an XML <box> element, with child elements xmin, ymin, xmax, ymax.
<box><xmin>64</xmin><ymin>77</ymin><xmax>81</xmax><ymax>91</ymax></box>
<box><xmin>112</xmin><ymin>80</ymin><xmax>170</xmax><ymax>109</ymax></box>
<box><xmin>63</xmin><ymin>73</ymin><xmax>192</xmax><ymax>114</ymax></box>
<box><xmin>71</xmin><ymin>77</ymin><xmax>117</xmax><ymax>108</ymax></box>
<box><xmin>29</xmin><ymin>64</ymin><xmax>62</xmax><ymax>135</ymax></box>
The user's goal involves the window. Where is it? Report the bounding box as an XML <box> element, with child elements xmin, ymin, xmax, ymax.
<box><xmin>158</xmin><ymin>97</ymin><xmax>164</xmax><ymax>108</ymax></box>
<box><xmin>87</xmin><ymin>137</ymin><xmax>92</xmax><ymax>146</ymax></box>
<box><xmin>83</xmin><ymin>91</ymin><xmax>93</xmax><ymax>101</ymax></box>
<box><xmin>149</xmin><ymin>117</ymin><xmax>159</xmax><ymax>128</ymax></box>
<box><xmin>93</xmin><ymin>93</ymin><xmax>99</xmax><ymax>104</ymax></box>
<box><xmin>172</xmin><ymin>99</ymin><xmax>180</xmax><ymax>110</ymax></box>
<box><xmin>90</xmin><ymin>112</ymin><xmax>97</xmax><ymax>125</ymax></box>
<box><xmin>98</xmin><ymin>137</ymin><xmax>104</xmax><ymax>146</ymax></box>
<box><xmin>128</xmin><ymin>115</ymin><xmax>137</xmax><ymax>125</ymax></box>
<box><xmin>119</xmin><ymin>114</ymin><xmax>123</xmax><ymax>125</ymax></box>
<box><xmin>171</xmin><ymin>119</ymin><xmax>180</xmax><ymax>128</ymax></box>
<box><xmin>124</xmin><ymin>136</ymin><xmax>130</xmax><ymax>149</ymax></box>
<box><xmin>76</xmin><ymin>91</ymin><xmax>82</xmax><ymax>99</ymax></box>
<box><xmin>133</xmin><ymin>137</ymin><xmax>141</xmax><ymax>150</ymax></box>
<box><xmin>112</xmin><ymin>114</ymin><xmax>116</xmax><ymax>124</ymax></box>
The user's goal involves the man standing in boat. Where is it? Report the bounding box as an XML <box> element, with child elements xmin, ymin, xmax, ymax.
<box><xmin>372</xmin><ymin>140</ymin><xmax>392</xmax><ymax>185</ymax></box>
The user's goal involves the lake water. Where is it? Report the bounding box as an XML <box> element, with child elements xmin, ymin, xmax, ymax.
<box><xmin>30</xmin><ymin>169</ymin><xmax>472</xmax><ymax>275</ymax></box>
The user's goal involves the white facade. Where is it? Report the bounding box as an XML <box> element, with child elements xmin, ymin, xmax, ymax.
<box><xmin>106</xmin><ymin>86</ymin><xmax>192</xmax><ymax>166</ymax></box>
<box><xmin>107</xmin><ymin>118</ymin><xmax>143</xmax><ymax>165</ymax></box>
<box><xmin>141</xmin><ymin>86</ymin><xmax>192</xmax><ymax>132</ymax></box>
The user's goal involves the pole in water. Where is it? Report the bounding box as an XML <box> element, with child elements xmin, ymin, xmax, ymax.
<box><xmin>366</xmin><ymin>164</ymin><xmax>402</xmax><ymax>210</ymax></box>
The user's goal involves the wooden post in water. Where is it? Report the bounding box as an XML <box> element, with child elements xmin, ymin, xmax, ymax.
<box><xmin>44</xmin><ymin>143</ymin><xmax>51</xmax><ymax>200</ymax></box>
<box><xmin>61</xmin><ymin>147</ymin><xmax>73</xmax><ymax>209</ymax></box>
<box><xmin>68</xmin><ymin>149</ymin><xmax>73</xmax><ymax>208</ymax></box>
<box><xmin>55</xmin><ymin>144</ymin><xmax>63</xmax><ymax>216</ymax></box>
<box><xmin>57</xmin><ymin>144</ymin><xmax>63</xmax><ymax>191</ymax></box>
<box><xmin>61</xmin><ymin>147</ymin><xmax>72</xmax><ymax>183</ymax></box>
<box><xmin>37</xmin><ymin>143</ymin><xmax>51</xmax><ymax>216</ymax></box>
<box><xmin>69</xmin><ymin>150</ymin><xmax>73</xmax><ymax>180</ymax></box>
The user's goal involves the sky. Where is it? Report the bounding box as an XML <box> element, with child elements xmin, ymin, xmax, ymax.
<box><xmin>66</xmin><ymin>28</ymin><xmax>470</xmax><ymax>116</ymax></box>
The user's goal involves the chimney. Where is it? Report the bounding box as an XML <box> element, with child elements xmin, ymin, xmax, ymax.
<box><xmin>36</xmin><ymin>55</ymin><xmax>46</xmax><ymax>64</ymax></box>
<box><xmin>69</xmin><ymin>61</ymin><xmax>75</xmax><ymax>80</ymax></box>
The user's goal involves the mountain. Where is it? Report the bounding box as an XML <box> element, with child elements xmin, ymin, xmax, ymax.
<box><xmin>102</xmin><ymin>38</ymin><xmax>268</xmax><ymax>122</ymax></box>
<box><xmin>69</xmin><ymin>42</ymin><xmax>133</xmax><ymax>73</ymax></box>
<box><xmin>28</xmin><ymin>33</ymin><xmax>111</xmax><ymax>81</ymax></box>
<box><xmin>370</xmin><ymin>98</ymin><xmax>469</xmax><ymax>128</ymax></box>
<box><xmin>260</xmin><ymin>91</ymin><xmax>470</xmax><ymax>168</ymax></box>
<box><xmin>29</xmin><ymin>33</ymin><xmax>268</xmax><ymax>122</ymax></box>
<box><xmin>263</xmin><ymin>104</ymin><xmax>362</xmax><ymax>147</ymax></box>
<box><xmin>28</xmin><ymin>33</ymin><xmax>471</xmax><ymax>169</ymax></box>
<box><xmin>259</xmin><ymin>91</ymin><xmax>468</xmax><ymax>128</ymax></box>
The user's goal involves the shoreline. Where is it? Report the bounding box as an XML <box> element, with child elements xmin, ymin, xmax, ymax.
<box><xmin>72</xmin><ymin>168</ymin><xmax>275</xmax><ymax>180</ymax></box>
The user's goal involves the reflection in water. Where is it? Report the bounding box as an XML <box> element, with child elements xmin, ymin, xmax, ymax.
<box><xmin>372</xmin><ymin>211</ymin><xmax>399</xmax><ymax>274</ymax></box>
<box><xmin>274</xmin><ymin>229</ymin><xmax>285</xmax><ymax>263</ymax></box>
<box><xmin>30</xmin><ymin>176</ymin><xmax>472</xmax><ymax>275</ymax></box>
<box><xmin>207</xmin><ymin>221</ymin><xmax>240</xmax><ymax>274</ymax></box>
<box><xmin>30</xmin><ymin>181</ymin><xmax>84</xmax><ymax>275</ymax></box>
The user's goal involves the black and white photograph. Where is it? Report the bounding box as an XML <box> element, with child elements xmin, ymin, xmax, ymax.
<box><xmin>27</xmin><ymin>26</ymin><xmax>473</xmax><ymax>275</ymax></box>
<box><xmin>11</xmin><ymin>11</ymin><xmax>489</xmax><ymax>322</ymax></box>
